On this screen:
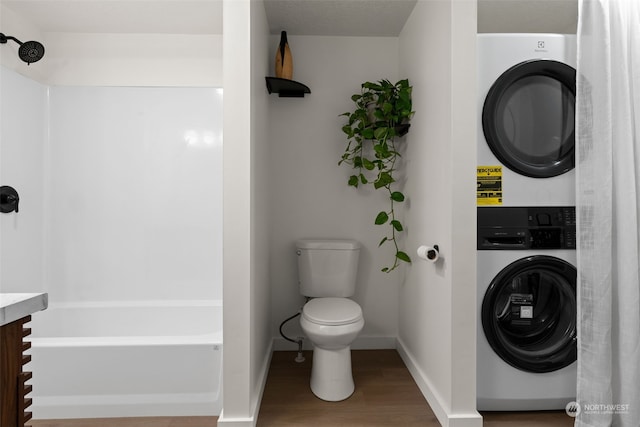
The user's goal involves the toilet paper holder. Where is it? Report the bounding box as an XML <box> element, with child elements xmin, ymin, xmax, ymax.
<box><xmin>417</xmin><ymin>244</ymin><xmax>440</xmax><ymax>263</ymax></box>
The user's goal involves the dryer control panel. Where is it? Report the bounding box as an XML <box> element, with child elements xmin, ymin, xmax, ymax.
<box><xmin>477</xmin><ymin>206</ymin><xmax>576</xmax><ymax>250</ymax></box>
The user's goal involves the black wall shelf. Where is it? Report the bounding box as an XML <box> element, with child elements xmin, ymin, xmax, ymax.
<box><xmin>265</xmin><ymin>77</ymin><xmax>311</xmax><ymax>98</ymax></box>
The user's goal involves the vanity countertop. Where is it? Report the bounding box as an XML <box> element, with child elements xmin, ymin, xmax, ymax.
<box><xmin>0</xmin><ymin>293</ymin><xmax>48</xmax><ymax>326</ymax></box>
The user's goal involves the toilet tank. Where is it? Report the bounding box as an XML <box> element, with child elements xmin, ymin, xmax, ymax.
<box><xmin>296</xmin><ymin>239</ymin><xmax>360</xmax><ymax>298</ymax></box>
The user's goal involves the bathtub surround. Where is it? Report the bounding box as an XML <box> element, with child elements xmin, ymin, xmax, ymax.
<box><xmin>46</xmin><ymin>85</ymin><xmax>223</xmax><ymax>303</ymax></box>
<box><xmin>0</xmin><ymin>66</ymin><xmax>224</xmax><ymax>417</ymax></box>
<box><xmin>0</xmin><ymin>69</ymin><xmax>48</xmax><ymax>295</ymax></box>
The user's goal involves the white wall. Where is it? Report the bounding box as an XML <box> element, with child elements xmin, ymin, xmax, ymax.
<box><xmin>0</xmin><ymin>3</ymin><xmax>222</xmax><ymax>87</ymax></box>
<box><xmin>219</xmin><ymin>0</ymin><xmax>272</xmax><ymax>425</ymax></box>
<box><xmin>398</xmin><ymin>1</ymin><xmax>481</xmax><ymax>426</ymax></box>
<box><xmin>44</xmin><ymin>32</ymin><xmax>222</xmax><ymax>87</ymax></box>
<box><xmin>268</xmin><ymin>35</ymin><xmax>402</xmax><ymax>350</ymax></box>
<box><xmin>478</xmin><ymin>0</ymin><xmax>577</xmax><ymax>33</ymax></box>
<box><xmin>0</xmin><ymin>68</ymin><xmax>47</xmax><ymax>294</ymax></box>
<box><xmin>249</xmin><ymin>0</ymin><xmax>273</xmax><ymax>418</ymax></box>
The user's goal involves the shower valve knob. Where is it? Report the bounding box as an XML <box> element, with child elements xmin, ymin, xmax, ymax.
<box><xmin>0</xmin><ymin>186</ymin><xmax>20</xmax><ymax>213</ymax></box>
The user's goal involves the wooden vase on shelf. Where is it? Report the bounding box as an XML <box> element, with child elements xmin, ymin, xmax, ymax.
<box><xmin>275</xmin><ymin>30</ymin><xmax>293</xmax><ymax>80</ymax></box>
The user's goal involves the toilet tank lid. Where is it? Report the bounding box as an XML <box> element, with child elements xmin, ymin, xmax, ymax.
<box><xmin>296</xmin><ymin>239</ymin><xmax>360</xmax><ymax>250</ymax></box>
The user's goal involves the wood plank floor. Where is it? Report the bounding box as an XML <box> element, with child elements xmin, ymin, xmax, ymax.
<box><xmin>257</xmin><ymin>350</ymin><xmax>575</xmax><ymax>427</ymax></box>
<box><xmin>30</xmin><ymin>349</ymin><xmax>575</xmax><ymax>427</ymax></box>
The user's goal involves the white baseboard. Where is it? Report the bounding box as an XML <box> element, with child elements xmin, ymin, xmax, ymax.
<box><xmin>217</xmin><ymin>340</ymin><xmax>274</xmax><ymax>427</ymax></box>
<box><xmin>216</xmin><ymin>412</ymin><xmax>254</xmax><ymax>427</ymax></box>
<box><xmin>396</xmin><ymin>337</ymin><xmax>482</xmax><ymax>427</ymax></box>
<box><xmin>272</xmin><ymin>335</ymin><xmax>397</xmax><ymax>351</ymax></box>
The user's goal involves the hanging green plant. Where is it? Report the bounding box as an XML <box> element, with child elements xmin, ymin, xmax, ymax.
<box><xmin>339</xmin><ymin>79</ymin><xmax>414</xmax><ymax>273</ymax></box>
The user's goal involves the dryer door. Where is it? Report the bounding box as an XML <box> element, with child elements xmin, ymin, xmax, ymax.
<box><xmin>481</xmin><ymin>255</ymin><xmax>577</xmax><ymax>373</ymax></box>
<box><xmin>482</xmin><ymin>60</ymin><xmax>576</xmax><ymax>178</ymax></box>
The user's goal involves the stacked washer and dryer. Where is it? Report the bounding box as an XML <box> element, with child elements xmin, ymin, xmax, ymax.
<box><xmin>476</xmin><ymin>34</ymin><xmax>578</xmax><ymax>411</ymax></box>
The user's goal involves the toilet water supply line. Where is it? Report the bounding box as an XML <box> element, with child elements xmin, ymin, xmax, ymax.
<box><xmin>279</xmin><ymin>309</ymin><xmax>306</xmax><ymax>363</ymax></box>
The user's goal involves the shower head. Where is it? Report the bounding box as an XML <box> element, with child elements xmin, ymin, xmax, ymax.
<box><xmin>0</xmin><ymin>33</ymin><xmax>45</xmax><ymax>64</ymax></box>
<box><xmin>18</xmin><ymin>40</ymin><xmax>45</xmax><ymax>64</ymax></box>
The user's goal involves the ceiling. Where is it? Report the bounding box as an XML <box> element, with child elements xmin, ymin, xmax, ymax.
<box><xmin>1</xmin><ymin>0</ymin><xmax>577</xmax><ymax>37</ymax></box>
<box><xmin>264</xmin><ymin>0</ymin><xmax>417</xmax><ymax>37</ymax></box>
<box><xmin>1</xmin><ymin>0</ymin><xmax>224</xmax><ymax>35</ymax></box>
<box><xmin>1</xmin><ymin>0</ymin><xmax>417</xmax><ymax>37</ymax></box>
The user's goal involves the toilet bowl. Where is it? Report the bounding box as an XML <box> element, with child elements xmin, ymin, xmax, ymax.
<box><xmin>300</xmin><ymin>297</ymin><xmax>364</xmax><ymax>401</ymax></box>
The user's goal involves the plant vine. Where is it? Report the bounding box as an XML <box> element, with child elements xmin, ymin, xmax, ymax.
<box><xmin>339</xmin><ymin>79</ymin><xmax>414</xmax><ymax>272</ymax></box>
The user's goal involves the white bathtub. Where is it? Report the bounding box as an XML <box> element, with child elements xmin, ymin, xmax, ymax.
<box><xmin>27</xmin><ymin>300</ymin><xmax>222</xmax><ymax>419</ymax></box>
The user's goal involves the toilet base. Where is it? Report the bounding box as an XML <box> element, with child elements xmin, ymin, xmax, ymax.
<box><xmin>310</xmin><ymin>346</ymin><xmax>355</xmax><ymax>401</ymax></box>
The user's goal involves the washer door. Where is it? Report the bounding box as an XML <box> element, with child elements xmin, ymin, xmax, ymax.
<box><xmin>482</xmin><ymin>60</ymin><xmax>576</xmax><ymax>178</ymax></box>
<box><xmin>481</xmin><ymin>255</ymin><xmax>577</xmax><ymax>373</ymax></box>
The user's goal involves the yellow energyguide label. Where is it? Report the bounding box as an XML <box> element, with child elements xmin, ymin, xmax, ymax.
<box><xmin>477</xmin><ymin>166</ymin><xmax>502</xmax><ymax>205</ymax></box>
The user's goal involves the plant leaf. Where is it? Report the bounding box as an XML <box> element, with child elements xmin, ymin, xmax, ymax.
<box><xmin>361</xmin><ymin>128</ymin><xmax>374</xmax><ymax>139</ymax></box>
<box><xmin>390</xmin><ymin>191</ymin><xmax>405</xmax><ymax>202</ymax></box>
<box><xmin>362</xmin><ymin>158</ymin><xmax>375</xmax><ymax>170</ymax></box>
<box><xmin>341</xmin><ymin>125</ymin><xmax>353</xmax><ymax>137</ymax></box>
<box><xmin>396</xmin><ymin>251</ymin><xmax>412</xmax><ymax>263</ymax></box>
<box><xmin>363</xmin><ymin>82</ymin><xmax>383</xmax><ymax>91</ymax></box>
<box><xmin>374</xmin><ymin>143</ymin><xmax>391</xmax><ymax>159</ymax></box>
<box><xmin>390</xmin><ymin>220</ymin><xmax>403</xmax><ymax>232</ymax></box>
<box><xmin>374</xmin><ymin>172</ymin><xmax>394</xmax><ymax>189</ymax></box>
<box><xmin>374</xmin><ymin>127</ymin><xmax>388</xmax><ymax>141</ymax></box>
<box><xmin>374</xmin><ymin>211</ymin><xmax>389</xmax><ymax>225</ymax></box>
<box><xmin>339</xmin><ymin>78</ymin><xmax>414</xmax><ymax>274</ymax></box>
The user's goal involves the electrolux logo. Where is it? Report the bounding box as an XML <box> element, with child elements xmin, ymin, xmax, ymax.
<box><xmin>535</xmin><ymin>40</ymin><xmax>548</xmax><ymax>53</ymax></box>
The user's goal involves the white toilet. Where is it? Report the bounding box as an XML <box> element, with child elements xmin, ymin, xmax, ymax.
<box><xmin>296</xmin><ymin>239</ymin><xmax>365</xmax><ymax>401</ymax></box>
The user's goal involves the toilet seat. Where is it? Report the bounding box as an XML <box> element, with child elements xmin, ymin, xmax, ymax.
<box><xmin>302</xmin><ymin>297</ymin><xmax>362</xmax><ymax>326</ymax></box>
